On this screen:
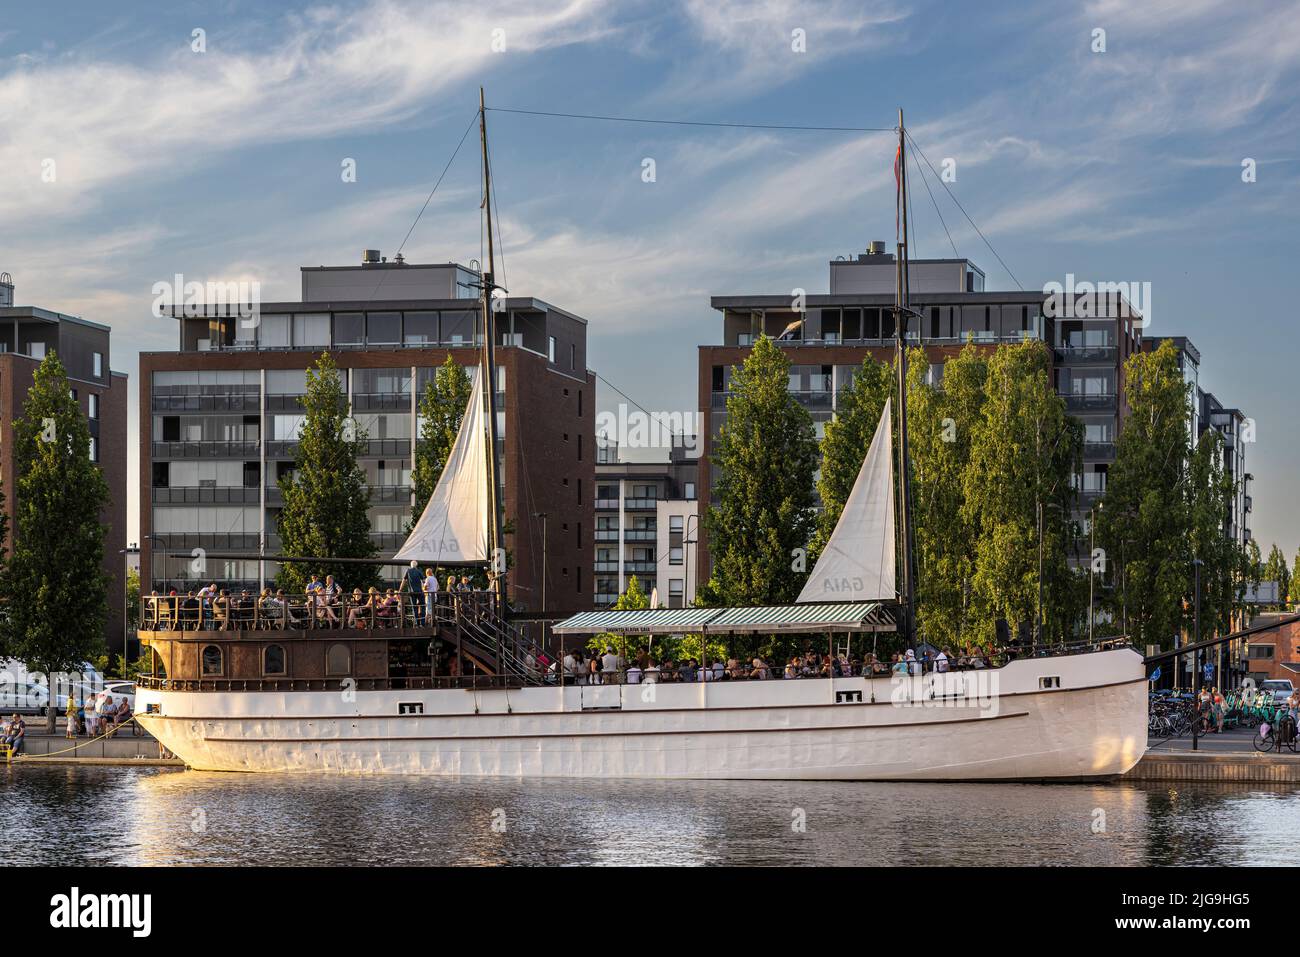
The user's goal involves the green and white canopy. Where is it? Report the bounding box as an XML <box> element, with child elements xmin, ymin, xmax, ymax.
<box><xmin>552</xmin><ymin>602</ymin><xmax>893</xmax><ymax>636</ymax></box>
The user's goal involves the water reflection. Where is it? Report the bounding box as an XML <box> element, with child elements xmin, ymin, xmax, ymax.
<box><xmin>2</xmin><ymin>766</ymin><xmax>1296</xmax><ymax>866</ymax></box>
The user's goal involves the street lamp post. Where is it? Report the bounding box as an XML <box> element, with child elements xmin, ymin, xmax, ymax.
<box><xmin>1088</xmin><ymin>502</ymin><xmax>1102</xmax><ymax>644</ymax></box>
<box><xmin>1192</xmin><ymin>556</ymin><xmax>1203</xmax><ymax>752</ymax></box>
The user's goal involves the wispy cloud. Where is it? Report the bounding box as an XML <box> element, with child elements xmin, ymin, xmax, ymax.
<box><xmin>0</xmin><ymin>0</ymin><xmax>616</xmax><ymax>221</ymax></box>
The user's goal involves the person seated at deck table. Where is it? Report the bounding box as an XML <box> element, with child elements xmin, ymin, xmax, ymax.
<box><xmin>935</xmin><ymin>648</ymin><xmax>950</xmax><ymax>673</ymax></box>
<box><xmin>323</xmin><ymin>575</ymin><xmax>341</xmax><ymax>602</ymax></box>
<box><xmin>644</xmin><ymin>660</ymin><xmax>661</xmax><ymax>684</ymax></box>
<box><xmin>377</xmin><ymin>589</ymin><xmax>400</xmax><ymax>626</ymax></box>
<box><xmin>346</xmin><ymin>588</ymin><xmax>367</xmax><ymax>627</ymax></box>
<box><xmin>306</xmin><ymin>574</ymin><xmax>323</xmax><ymax>595</ymax></box>
<box><xmin>458</xmin><ymin>575</ymin><xmax>473</xmax><ymax>593</ymax></box>
<box><xmin>679</xmin><ymin>659</ymin><xmax>696</xmax><ymax>683</ymax></box>
<box><xmin>312</xmin><ymin>587</ymin><xmax>339</xmax><ymax>626</ymax></box>
<box><xmin>626</xmin><ymin>660</ymin><xmax>643</xmax><ymax>684</ymax></box>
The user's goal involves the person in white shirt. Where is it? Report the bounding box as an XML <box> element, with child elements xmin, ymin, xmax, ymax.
<box><xmin>626</xmin><ymin>662</ymin><xmax>643</xmax><ymax>684</ymax></box>
<box><xmin>601</xmin><ymin>647</ymin><xmax>619</xmax><ymax>677</ymax></box>
<box><xmin>712</xmin><ymin>660</ymin><xmax>725</xmax><ymax>681</ymax></box>
<box><xmin>422</xmin><ymin>568</ymin><xmax>439</xmax><ymax>623</ymax></box>
<box><xmin>644</xmin><ymin>661</ymin><xmax>660</xmax><ymax>684</ymax></box>
<box><xmin>697</xmin><ymin>663</ymin><xmax>712</xmax><ymax>682</ymax></box>
<box><xmin>935</xmin><ymin>649</ymin><xmax>949</xmax><ymax>673</ymax></box>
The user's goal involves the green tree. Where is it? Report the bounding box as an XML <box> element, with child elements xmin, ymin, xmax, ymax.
<box><xmin>1097</xmin><ymin>340</ymin><xmax>1191</xmax><ymax>650</ymax></box>
<box><xmin>1186</xmin><ymin>431</ymin><xmax>1240</xmax><ymax>636</ymax></box>
<box><xmin>907</xmin><ymin>345</ymin><xmax>986</xmax><ymax>650</ymax></box>
<box><xmin>814</xmin><ymin>355</ymin><xmax>891</xmax><ymax>557</ymax></box>
<box><xmin>1262</xmin><ymin>544</ymin><xmax>1290</xmax><ymax>609</ymax></box>
<box><xmin>1291</xmin><ymin>548</ymin><xmax>1300</xmax><ymax>608</ymax></box>
<box><xmin>589</xmin><ymin>574</ymin><xmax>650</xmax><ymax>657</ymax></box>
<box><xmin>963</xmin><ymin>341</ymin><xmax>1080</xmax><ymax>648</ymax></box>
<box><xmin>276</xmin><ymin>353</ymin><xmax>377</xmax><ymax>592</ymax></box>
<box><xmin>0</xmin><ymin>352</ymin><xmax>109</xmax><ymax>732</ymax></box>
<box><xmin>410</xmin><ymin>354</ymin><xmax>473</xmax><ymax>532</ymax></box>
<box><xmin>700</xmin><ymin>336</ymin><xmax>818</xmax><ymax>607</ymax></box>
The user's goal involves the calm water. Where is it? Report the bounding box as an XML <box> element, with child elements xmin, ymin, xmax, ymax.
<box><xmin>2</xmin><ymin>766</ymin><xmax>1296</xmax><ymax>866</ymax></box>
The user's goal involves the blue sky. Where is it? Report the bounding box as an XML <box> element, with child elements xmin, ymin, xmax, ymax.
<box><xmin>2</xmin><ymin>0</ymin><xmax>1297</xmax><ymax>557</ymax></box>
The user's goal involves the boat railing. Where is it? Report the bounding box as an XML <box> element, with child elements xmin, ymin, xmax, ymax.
<box><xmin>138</xmin><ymin>589</ymin><xmax>501</xmax><ymax>634</ymax></box>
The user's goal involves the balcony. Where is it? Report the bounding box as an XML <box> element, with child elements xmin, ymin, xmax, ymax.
<box><xmin>351</xmin><ymin>391</ymin><xmax>411</xmax><ymax>412</ymax></box>
<box><xmin>152</xmin><ymin>440</ymin><xmax>260</xmax><ymax>459</ymax></box>
<box><xmin>622</xmin><ymin>529</ymin><xmax>656</xmax><ymax>541</ymax></box>
<box><xmin>593</xmin><ymin>592</ymin><xmax>619</xmax><ymax>606</ymax></box>
<box><xmin>264</xmin><ymin>438</ymin><xmax>411</xmax><ymax>459</ymax></box>
<box><xmin>152</xmin><ymin>393</ymin><xmax>260</xmax><ymax>413</ymax></box>
<box><xmin>622</xmin><ymin>498</ymin><xmax>660</xmax><ymax>511</ymax></box>
<box><xmin>1082</xmin><ymin>441</ymin><xmax>1116</xmax><ymax>461</ymax></box>
<box><xmin>1055</xmin><ymin>346</ymin><xmax>1118</xmax><ymax>364</ymax></box>
<box><xmin>147</xmin><ymin>533</ymin><xmax>261</xmax><ymax>552</ymax></box>
<box><xmin>1062</xmin><ymin>393</ymin><xmax>1116</xmax><ymax>413</ymax></box>
<box><xmin>594</xmin><ymin>498</ymin><xmax>619</xmax><ymax>510</ymax></box>
<box><xmin>369</xmin><ymin>532</ymin><xmax>407</xmax><ymax>550</ymax></box>
<box><xmin>152</xmin><ymin>486</ymin><xmax>260</xmax><ymax>504</ymax></box>
<box><xmin>594</xmin><ymin>529</ymin><xmax>620</xmax><ymax>542</ymax></box>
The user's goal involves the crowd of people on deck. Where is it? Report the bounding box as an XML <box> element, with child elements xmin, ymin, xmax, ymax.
<box><xmin>143</xmin><ymin>562</ymin><xmax>489</xmax><ymax>631</ymax></box>
<box><xmin>544</xmin><ymin>644</ymin><xmax>997</xmax><ymax>685</ymax></box>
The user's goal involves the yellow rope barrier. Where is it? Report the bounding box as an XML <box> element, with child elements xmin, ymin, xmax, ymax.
<box><xmin>6</xmin><ymin>716</ymin><xmax>141</xmax><ymax>763</ymax></box>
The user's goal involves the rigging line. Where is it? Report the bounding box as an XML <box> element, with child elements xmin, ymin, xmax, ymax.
<box><xmin>904</xmin><ymin>129</ymin><xmax>1023</xmax><ymax>291</ymax></box>
<box><xmin>397</xmin><ymin>109</ymin><xmax>480</xmax><ymax>258</ymax></box>
<box><xmin>486</xmin><ymin>107</ymin><xmax>894</xmax><ymax>134</ymax></box>
<box><xmin>910</xmin><ymin>145</ymin><xmax>958</xmax><ymax>260</ymax></box>
<box><xmin>358</xmin><ymin>109</ymin><xmax>480</xmax><ymax>308</ymax></box>
<box><xmin>592</xmin><ymin>370</ymin><xmax>694</xmax><ymax>448</ymax></box>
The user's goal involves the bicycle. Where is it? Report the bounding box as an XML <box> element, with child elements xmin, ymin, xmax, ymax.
<box><xmin>1252</xmin><ymin>711</ymin><xmax>1298</xmax><ymax>753</ymax></box>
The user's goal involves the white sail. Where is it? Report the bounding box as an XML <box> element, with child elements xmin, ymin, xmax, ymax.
<box><xmin>394</xmin><ymin>370</ymin><xmax>489</xmax><ymax>564</ymax></box>
<box><xmin>797</xmin><ymin>398</ymin><xmax>895</xmax><ymax>603</ymax></box>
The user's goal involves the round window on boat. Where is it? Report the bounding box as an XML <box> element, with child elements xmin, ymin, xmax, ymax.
<box><xmin>201</xmin><ymin>645</ymin><xmax>223</xmax><ymax>677</ymax></box>
<box><xmin>263</xmin><ymin>644</ymin><xmax>287</xmax><ymax>676</ymax></box>
<box><xmin>326</xmin><ymin>643</ymin><xmax>351</xmax><ymax>677</ymax></box>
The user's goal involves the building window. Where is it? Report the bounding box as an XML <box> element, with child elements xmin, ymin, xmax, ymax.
<box><xmin>93</xmin><ymin>352</ymin><xmax>103</xmax><ymax>377</ymax></box>
<box><xmin>684</xmin><ymin>482</ymin><xmax>696</xmax><ymax>500</ymax></box>
<box><xmin>548</xmin><ymin>336</ymin><xmax>557</xmax><ymax>363</ymax></box>
<box><xmin>670</xmin><ymin>547</ymin><xmax>683</xmax><ymax>565</ymax></box>
<box><xmin>263</xmin><ymin>644</ymin><xmax>287</xmax><ymax>676</ymax></box>
<box><xmin>201</xmin><ymin>645</ymin><xmax>223</xmax><ymax>677</ymax></box>
<box><xmin>88</xmin><ymin>394</ymin><xmax>99</xmax><ymax>419</ymax></box>
<box><xmin>669</xmin><ymin>579</ymin><xmax>684</xmax><ymax>608</ymax></box>
<box><xmin>89</xmin><ymin>437</ymin><xmax>98</xmax><ymax>463</ymax></box>
<box><xmin>30</xmin><ymin>342</ymin><xmax>45</xmax><ymax>359</ymax></box>
<box><xmin>570</xmin><ymin>343</ymin><xmax>576</xmax><ymax>370</ymax></box>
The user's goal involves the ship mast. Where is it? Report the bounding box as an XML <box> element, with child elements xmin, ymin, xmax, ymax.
<box><xmin>478</xmin><ymin>88</ymin><xmax>505</xmax><ymax>598</ymax></box>
<box><xmin>894</xmin><ymin>108</ymin><xmax>918</xmax><ymax>646</ymax></box>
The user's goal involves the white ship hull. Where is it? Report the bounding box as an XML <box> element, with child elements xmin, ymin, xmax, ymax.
<box><xmin>135</xmin><ymin>648</ymin><xmax>1147</xmax><ymax>780</ymax></box>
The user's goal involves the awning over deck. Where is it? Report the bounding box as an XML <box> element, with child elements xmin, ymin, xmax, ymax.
<box><xmin>552</xmin><ymin>602</ymin><xmax>894</xmax><ymax>636</ymax></box>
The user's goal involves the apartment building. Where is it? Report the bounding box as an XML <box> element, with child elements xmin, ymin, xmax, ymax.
<box><xmin>0</xmin><ymin>273</ymin><xmax>129</xmax><ymax>654</ymax></box>
<box><xmin>594</xmin><ymin>435</ymin><xmax>699</xmax><ymax>608</ymax></box>
<box><xmin>140</xmin><ymin>254</ymin><xmax>594</xmax><ymax>615</ymax></box>
<box><xmin>696</xmin><ymin>245</ymin><xmax>1143</xmax><ymax>588</ymax></box>
<box><xmin>1143</xmin><ymin>336</ymin><xmax>1252</xmax><ymax>549</ymax></box>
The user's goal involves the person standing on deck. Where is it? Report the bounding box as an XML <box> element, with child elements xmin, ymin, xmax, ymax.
<box><xmin>422</xmin><ymin>567</ymin><xmax>439</xmax><ymax>624</ymax></box>
<box><xmin>401</xmin><ymin>560</ymin><xmax>425</xmax><ymax>626</ymax></box>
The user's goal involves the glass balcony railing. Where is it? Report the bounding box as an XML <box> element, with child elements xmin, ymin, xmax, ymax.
<box><xmin>1062</xmin><ymin>393</ymin><xmax>1116</xmax><ymax>413</ymax></box>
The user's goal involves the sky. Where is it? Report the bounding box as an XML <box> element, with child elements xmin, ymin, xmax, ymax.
<box><xmin>1</xmin><ymin>0</ymin><xmax>1297</xmax><ymax>556</ymax></box>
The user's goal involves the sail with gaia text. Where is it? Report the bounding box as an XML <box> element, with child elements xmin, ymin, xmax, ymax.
<box><xmin>796</xmin><ymin>398</ymin><xmax>896</xmax><ymax>604</ymax></box>
<box><xmin>393</xmin><ymin>369</ymin><xmax>489</xmax><ymax>564</ymax></box>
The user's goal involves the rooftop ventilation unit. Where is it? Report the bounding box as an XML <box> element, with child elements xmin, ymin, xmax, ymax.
<box><xmin>362</xmin><ymin>249</ymin><xmax>382</xmax><ymax>265</ymax></box>
<box><xmin>866</xmin><ymin>241</ymin><xmax>886</xmax><ymax>255</ymax></box>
